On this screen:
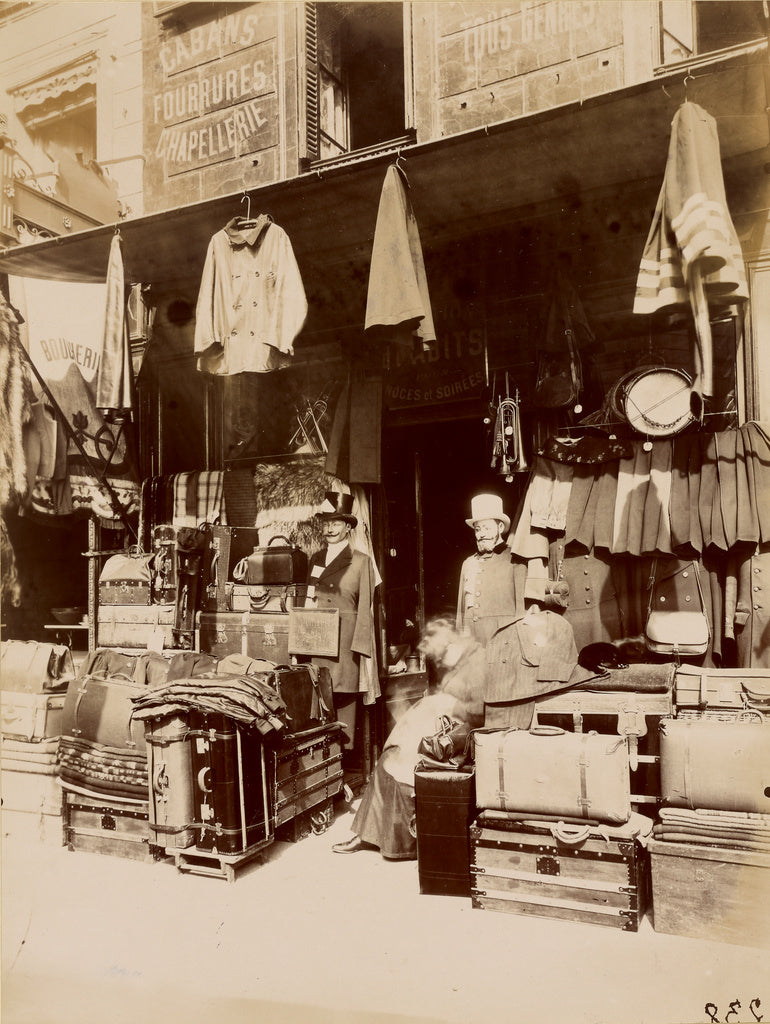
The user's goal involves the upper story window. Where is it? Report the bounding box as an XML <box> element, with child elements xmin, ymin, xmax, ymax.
<box><xmin>304</xmin><ymin>1</ymin><xmax>411</xmax><ymax>165</ymax></box>
<box><xmin>660</xmin><ymin>0</ymin><xmax>767</xmax><ymax>65</ymax></box>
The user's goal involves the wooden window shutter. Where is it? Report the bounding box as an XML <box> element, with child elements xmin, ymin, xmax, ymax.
<box><xmin>302</xmin><ymin>1</ymin><xmax>320</xmax><ymax>166</ymax></box>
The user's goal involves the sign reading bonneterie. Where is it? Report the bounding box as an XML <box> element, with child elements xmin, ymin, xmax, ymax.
<box><xmin>143</xmin><ymin>3</ymin><xmax>280</xmax><ymax>203</ymax></box>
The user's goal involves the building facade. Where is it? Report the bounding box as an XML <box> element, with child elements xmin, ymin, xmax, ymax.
<box><xmin>1</xmin><ymin>3</ymin><xmax>768</xmax><ymax>751</ymax></box>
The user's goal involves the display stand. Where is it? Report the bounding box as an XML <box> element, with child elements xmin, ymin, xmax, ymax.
<box><xmin>171</xmin><ymin>837</ymin><xmax>275</xmax><ymax>883</ymax></box>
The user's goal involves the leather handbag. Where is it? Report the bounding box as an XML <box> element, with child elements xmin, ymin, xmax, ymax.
<box><xmin>645</xmin><ymin>560</ymin><xmax>710</xmax><ymax>657</ymax></box>
<box><xmin>474</xmin><ymin>725</ymin><xmax>631</xmax><ymax>824</ymax></box>
<box><xmin>417</xmin><ymin>714</ymin><xmax>472</xmax><ymax>768</ymax></box>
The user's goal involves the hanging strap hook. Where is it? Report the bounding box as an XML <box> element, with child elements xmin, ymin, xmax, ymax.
<box><xmin>240</xmin><ymin>191</ymin><xmax>252</xmax><ymax>221</ymax></box>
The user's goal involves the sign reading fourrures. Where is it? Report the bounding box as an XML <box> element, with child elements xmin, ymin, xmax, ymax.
<box><xmin>145</xmin><ymin>3</ymin><xmax>279</xmax><ymax>188</ymax></box>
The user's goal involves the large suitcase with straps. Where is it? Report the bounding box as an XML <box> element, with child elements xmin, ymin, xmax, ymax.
<box><xmin>474</xmin><ymin>726</ymin><xmax>632</xmax><ymax>824</ymax></box>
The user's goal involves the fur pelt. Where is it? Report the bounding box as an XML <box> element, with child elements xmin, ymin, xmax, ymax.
<box><xmin>0</xmin><ymin>292</ymin><xmax>34</xmax><ymax>511</ymax></box>
<box><xmin>252</xmin><ymin>457</ymin><xmax>350</xmax><ymax>556</ymax></box>
<box><xmin>1</xmin><ymin>513</ymin><xmax>21</xmax><ymax>608</ymax></box>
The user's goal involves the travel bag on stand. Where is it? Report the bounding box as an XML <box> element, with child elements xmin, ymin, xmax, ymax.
<box><xmin>659</xmin><ymin>717</ymin><xmax>770</xmax><ymax>813</ymax></box>
<box><xmin>474</xmin><ymin>726</ymin><xmax>632</xmax><ymax>824</ymax></box>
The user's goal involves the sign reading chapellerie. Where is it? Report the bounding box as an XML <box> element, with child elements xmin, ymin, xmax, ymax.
<box><xmin>148</xmin><ymin>4</ymin><xmax>279</xmax><ymax>175</ymax></box>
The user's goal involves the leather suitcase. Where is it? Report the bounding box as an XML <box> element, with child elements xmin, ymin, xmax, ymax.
<box><xmin>1</xmin><ymin>691</ymin><xmax>66</xmax><ymax>742</ymax></box>
<box><xmin>470</xmin><ymin>811</ymin><xmax>650</xmax><ymax>931</ymax></box>
<box><xmin>271</xmin><ymin>723</ymin><xmax>344</xmax><ymax>831</ymax></box>
<box><xmin>189</xmin><ymin>711</ymin><xmax>271</xmax><ymax>855</ymax></box>
<box><xmin>272</xmin><ymin>665</ymin><xmax>333</xmax><ymax>733</ymax></box>
<box><xmin>659</xmin><ymin>717</ymin><xmax>770</xmax><ymax>814</ymax></box>
<box><xmin>675</xmin><ymin>665</ymin><xmax>770</xmax><ymax>713</ymax></box>
<box><xmin>197</xmin><ymin>611</ymin><xmax>290</xmax><ymax>664</ymax></box>
<box><xmin>0</xmin><ymin>640</ymin><xmax>75</xmax><ymax>693</ymax></box>
<box><xmin>227</xmin><ymin>583</ymin><xmax>307</xmax><ymax>613</ymax></box>
<box><xmin>648</xmin><ymin>838</ymin><xmax>770</xmax><ymax>948</ymax></box>
<box><xmin>474</xmin><ymin>726</ymin><xmax>631</xmax><ymax>824</ymax></box>
<box><xmin>61</xmin><ymin>671</ymin><xmax>149</xmax><ymax>754</ymax></box>
<box><xmin>63</xmin><ymin>790</ymin><xmax>164</xmax><ymax>862</ymax></box>
<box><xmin>145</xmin><ymin>712</ymin><xmax>196</xmax><ymax>851</ymax></box>
<box><xmin>97</xmin><ymin>604</ymin><xmax>176</xmax><ymax>649</ymax></box>
<box><xmin>414</xmin><ymin>767</ymin><xmax>476</xmax><ymax>897</ymax></box>
<box><xmin>242</xmin><ymin>536</ymin><xmax>308</xmax><ymax>586</ymax></box>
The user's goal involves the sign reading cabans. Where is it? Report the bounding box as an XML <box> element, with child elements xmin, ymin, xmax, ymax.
<box><xmin>149</xmin><ymin>4</ymin><xmax>279</xmax><ymax>174</ymax></box>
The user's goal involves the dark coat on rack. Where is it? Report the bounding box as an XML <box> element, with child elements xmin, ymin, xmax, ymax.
<box><xmin>307</xmin><ymin>542</ymin><xmax>377</xmax><ymax>694</ymax></box>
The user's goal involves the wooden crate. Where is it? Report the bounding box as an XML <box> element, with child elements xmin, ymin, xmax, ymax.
<box><xmin>470</xmin><ymin>812</ymin><xmax>648</xmax><ymax>932</ymax></box>
<box><xmin>648</xmin><ymin>838</ymin><xmax>770</xmax><ymax>948</ymax></box>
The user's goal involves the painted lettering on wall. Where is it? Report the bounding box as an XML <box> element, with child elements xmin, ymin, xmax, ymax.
<box><xmin>153</xmin><ymin>59</ymin><xmax>269</xmax><ymax>124</ymax></box>
<box><xmin>37</xmin><ymin>337</ymin><xmax>101</xmax><ymax>374</ymax></box>
<box><xmin>148</xmin><ymin>5</ymin><xmax>279</xmax><ymax>176</ymax></box>
<box><xmin>156</xmin><ymin>99</ymin><xmax>269</xmax><ymax>163</ymax></box>
<box><xmin>385</xmin><ymin>329</ymin><xmax>487</xmax><ymax>408</ymax></box>
<box><xmin>459</xmin><ymin>0</ymin><xmax>597</xmax><ymax>63</ymax></box>
<box><xmin>158</xmin><ymin>10</ymin><xmax>265</xmax><ymax>74</ymax></box>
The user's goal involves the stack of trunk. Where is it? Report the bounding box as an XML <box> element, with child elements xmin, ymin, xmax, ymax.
<box><xmin>1</xmin><ymin>640</ymin><xmax>74</xmax><ymax>844</ymax></box>
<box><xmin>647</xmin><ymin>716</ymin><xmax>770</xmax><ymax>948</ymax></box>
<box><xmin>462</xmin><ymin>725</ymin><xmax>653</xmax><ymax>932</ymax></box>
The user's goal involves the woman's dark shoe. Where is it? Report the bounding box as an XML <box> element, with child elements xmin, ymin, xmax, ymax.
<box><xmin>332</xmin><ymin>835</ymin><xmax>370</xmax><ymax>854</ymax></box>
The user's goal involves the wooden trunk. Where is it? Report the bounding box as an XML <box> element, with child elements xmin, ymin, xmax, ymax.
<box><xmin>470</xmin><ymin>813</ymin><xmax>648</xmax><ymax>931</ymax></box>
<box><xmin>271</xmin><ymin>723</ymin><xmax>344</xmax><ymax>831</ymax></box>
<box><xmin>63</xmin><ymin>792</ymin><xmax>164</xmax><ymax>863</ymax></box>
<box><xmin>648</xmin><ymin>838</ymin><xmax>770</xmax><ymax>948</ymax></box>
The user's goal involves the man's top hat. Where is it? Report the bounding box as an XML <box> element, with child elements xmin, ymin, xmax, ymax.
<box><xmin>465</xmin><ymin>493</ymin><xmax>510</xmax><ymax>533</ymax></box>
<box><xmin>316</xmin><ymin>491</ymin><xmax>358</xmax><ymax>526</ymax></box>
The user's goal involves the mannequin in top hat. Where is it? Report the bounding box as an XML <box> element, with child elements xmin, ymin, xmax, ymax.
<box><xmin>457</xmin><ymin>493</ymin><xmax>526</xmax><ymax>646</ymax></box>
<box><xmin>306</xmin><ymin>491</ymin><xmax>377</xmax><ymax>751</ymax></box>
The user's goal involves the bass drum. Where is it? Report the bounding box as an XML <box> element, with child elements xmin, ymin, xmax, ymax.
<box><xmin>620</xmin><ymin>366</ymin><xmax>694</xmax><ymax>437</ymax></box>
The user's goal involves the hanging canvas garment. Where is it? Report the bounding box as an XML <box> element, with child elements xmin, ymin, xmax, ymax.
<box><xmin>633</xmin><ymin>102</ymin><xmax>748</xmax><ymax>408</ymax></box>
<box><xmin>365</xmin><ymin>164</ymin><xmax>436</xmax><ymax>348</ymax></box>
<box><xmin>194</xmin><ymin>215</ymin><xmax>307</xmax><ymax>375</ymax></box>
<box><xmin>96</xmin><ymin>232</ymin><xmax>133</xmax><ymax>415</ymax></box>
<box><xmin>9</xmin><ymin>275</ymin><xmax>139</xmax><ymax>521</ymax></box>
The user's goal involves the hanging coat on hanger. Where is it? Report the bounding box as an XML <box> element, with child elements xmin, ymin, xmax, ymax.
<box><xmin>633</xmin><ymin>102</ymin><xmax>748</xmax><ymax>404</ymax></box>
<box><xmin>365</xmin><ymin>164</ymin><xmax>435</xmax><ymax>348</ymax></box>
<box><xmin>194</xmin><ymin>216</ymin><xmax>307</xmax><ymax>375</ymax></box>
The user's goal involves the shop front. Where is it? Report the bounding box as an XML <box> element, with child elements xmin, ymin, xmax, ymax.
<box><xmin>1</xmin><ymin>30</ymin><xmax>770</xmax><ymax>922</ymax></box>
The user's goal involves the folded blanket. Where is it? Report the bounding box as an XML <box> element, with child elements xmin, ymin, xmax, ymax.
<box><xmin>652</xmin><ymin>828</ymin><xmax>770</xmax><ymax>854</ymax></box>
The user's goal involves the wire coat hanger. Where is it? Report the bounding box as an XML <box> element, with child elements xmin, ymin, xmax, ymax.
<box><xmin>239</xmin><ymin>192</ymin><xmax>257</xmax><ymax>227</ymax></box>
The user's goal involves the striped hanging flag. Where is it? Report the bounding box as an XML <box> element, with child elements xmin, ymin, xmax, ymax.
<box><xmin>634</xmin><ymin>102</ymin><xmax>748</xmax><ymax>316</ymax></box>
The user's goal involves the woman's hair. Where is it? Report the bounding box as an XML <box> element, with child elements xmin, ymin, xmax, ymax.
<box><xmin>417</xmin><ymin>616</ymin><xmax>461</xmax><ymax>659</ymax></box>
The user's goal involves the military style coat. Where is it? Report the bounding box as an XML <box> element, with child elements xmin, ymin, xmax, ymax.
<box><xmin>456</xmin><ymin>544</ymin><xmax>526</xmax><ymax>647</ymax></box>
<box><xmin>307</xmin><ymin>542</ymin><xmax>377</xmax><ymax>695</ymax></box>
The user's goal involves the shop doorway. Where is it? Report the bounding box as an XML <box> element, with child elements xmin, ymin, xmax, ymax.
<box><xmin>381</xmin><ymin>415</ymin><xmax>527</xmax><ymax>648</ymax></box>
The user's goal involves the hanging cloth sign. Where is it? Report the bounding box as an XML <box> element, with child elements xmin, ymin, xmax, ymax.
<box><xmin>9</xmin><ymin>272</ymin><xmax>139</xmax><ymax>521</ymax></box>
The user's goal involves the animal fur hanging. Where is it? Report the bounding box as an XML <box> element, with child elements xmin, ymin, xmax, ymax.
<box><xmin>252</xmin><ymin>456</ymin><xmax>365</xmax><ymax>557</ymax></box>
<box><xmin>0</xmin><ymin>291</ymin><xmax>34</xmax><ymax>511</ymax></box>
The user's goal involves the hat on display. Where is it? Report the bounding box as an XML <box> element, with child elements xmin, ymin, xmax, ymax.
<box><xmin>316</xmin><ymin>491</ymin><xmax>358</xmax><ymax>526</ymax></box>
<box><xmin>465</xmin><ymin>493</ymin><xmax>510</xmax><ymax>533</ymax></box>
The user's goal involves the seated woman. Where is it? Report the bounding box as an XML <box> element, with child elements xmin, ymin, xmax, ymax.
<box><xmin>332</xmin><ymin>617</ymin><xmax>485</xmax><ymax>859</ymax></box>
